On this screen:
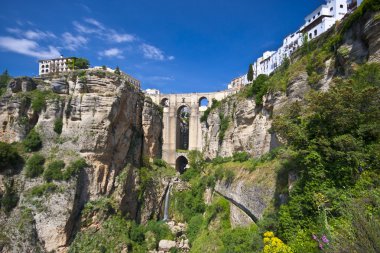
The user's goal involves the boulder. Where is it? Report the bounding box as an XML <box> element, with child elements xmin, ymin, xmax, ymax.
<box><xmin>51</xmin><ymin>78</ymin><xmax>69</xmax><ymax>94</ymax></box>
<box><xmin>158</xmin><ymin>240</ymin><xmax>176</xmax><ymax>251</ymax></box>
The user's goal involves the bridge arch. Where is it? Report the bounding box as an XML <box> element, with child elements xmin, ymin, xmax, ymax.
<box><xmin>176</xmin><ymin>156</ymin><xmax>188</xmax><ymax>174</ymax></box>
<box><xmin>160</xmin><ymin>98</ymin><xmax>170</xmax><ymax>107</ymax></box>
<box><xmin>199</xmin><ymin>96</ymin><xmax>209</xmax><ymax>107</ymax></box>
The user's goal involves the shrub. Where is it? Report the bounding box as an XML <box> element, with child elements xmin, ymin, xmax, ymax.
<box><xmin>53</xmin><ymin>118</ymin><xmax>63</xmax><ymax>134</ymax></box>
<box><xmin>232</xmin><ymin>151</ymin><xmax>250</xmax><ymax>162</ymax></box>
<box><xmin>263</xmin><ymin>231</ymin><xmax>293</xmax><ymax>253</ymax></box>
<box><xmin>23</xmin><ymin>129</ymin><xmax>42</xmax><ymax>152</ymax></box>
<box><xmin>31</xmin><ymin>90</ymin><xmax>46</xmax><ymax>112</ymax></box>
<box><xmin>0</xmin><ymin>142</ymin><xmax>21</xmax><ymax>172</ymax></box>
<box><xmin>219</xmin><ymin>114</ymin><xmax>230</xmax><ymax>143</ymax></box>
<box><xmin>1</xmin><ymin>179</ymin><xmax>19</xmax><ymax>212</ymax></box>
<box><xmin>25</xmin><ymin>154</ymin><xmax>45</xmax><ymax>178</ymax></box>
<box><xmin>43</xmin><ymin>160</ymin><xmax>65</xmax><ymax>182</ymax></box>
<box><xmin>224</xmin><ymin>169</ymin><xmax>235</xmax><ymax>185</ymax></box>
<box><xmin>28</xmin><ymin>182</ymin><xmax>57</xmax><ymax>197</ymax></box>
<box><xmin>187</xmin><ymin>214</ymin><xmax>204</xmax><ymax>243</ymax></box>
<box><xmin>63</xmin><ymin>158</ymin><xmax>87</xmax><ymax>180</ymax></box>
<box><xmin>153</xmin><ymin>158</ymin><xmax>167</xmax><ymax>168</ymax></box>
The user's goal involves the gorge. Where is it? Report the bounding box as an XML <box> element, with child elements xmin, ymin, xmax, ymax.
<box><xmin>0</xmin><ymin>2</ymin><xmax>380</xmax><ymax>253</ymax></box>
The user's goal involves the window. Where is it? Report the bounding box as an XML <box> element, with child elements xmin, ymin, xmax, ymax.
<box><xmin>313</xmin><ymin>15</ymin><xmax>315</xmax><ymax>19</ymax></box>
<box><xmin>318</xmin><ymin>12</ymin><xmax>320</xmax><ymax>15</ymax></box>
<box><xmin>308</xmin><ymin>19</ymin><xmax>311</xmax><ymax>23</ymax></box>
<box><xmin>340</xmin><ymin>4</ymin><xmax>343</xmax><ymax>8</ymax></box>
<box><xmin>330</xmin><ymin>7</ymin><xmax>333</xmax><ymax>11</ymax></box>
<box><xmin>309</xmin><ymin>33</ymin><xmax>312</xmax><ymax>39</ymax></box>
<box><xmin>314</xmin><ymin>29</ymin><xmax>318</xmax><ymax>36</ymax></box>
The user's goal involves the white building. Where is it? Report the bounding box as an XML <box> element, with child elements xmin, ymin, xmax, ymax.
<box><xmin>145</xmin><ymin>89</ymin><xmax>160</xmax><ymax>95</ymax></box>
<box><xmin>227</xmin><ymin>75</ymin><xmax>249</xmax><ymax>90</ymax></box>
<box><xmin>240</xmin><ymin>0</ymin><xmax>362</xmax><ymax>88</ymax></box>
<box><xmin>299</xmin><ymin>0</ymin><xmax>348</xmax><ymax>41</ymax></box>
<box><xmin>39</xmin><ymin>56</ymin><xmax>72</xmax><ymax>76</ymax></box>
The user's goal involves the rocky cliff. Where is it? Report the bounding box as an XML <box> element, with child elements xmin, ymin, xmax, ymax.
<box><xmin>201</xmin><ymin>10</ymin><xmax>380</xmax><ymax>228</ymax></box>
<box><xmin>202</xmin><ymin>11</ymin><xmax>380</xmax><ymax>160</ymax></box>
<box><xmin>0</xmin><ymin>70</ymin><xmax>163</xmax><ymax>252</ymax></box>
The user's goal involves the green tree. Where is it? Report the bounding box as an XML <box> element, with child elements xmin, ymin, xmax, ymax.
<box><xmin>25</xmin><ymin>154</ymin><xmax>45</xmax><ymax>178</ymax></box>
<box><xmin>1</xmin><ymin>179</ymin><xmax>19</xmax><ymax>213</ymax></box>
<box><xmin>247</xmin><ymin>63</ymin><xmax>254</xmax><ymax>82</ymax></box>
<box><xmin>0</xmin><ymin>142</ymin><xmax>21</xmax><ymax>172</ymax></box>
<box><xmin>114</xmin><ymin>66</ymin><xmax>121</xmax><ymax>75</ymax></box>
<box><xmin>70</xmin><ymin>57</ymin><xmax>89</xmax><ymax>69</ymax></box>
<box><xmin>0</xmin><ymin>69</ymin><xmax>10</xmax><ymax>96</ymax></box>
<box><xmin>43</xmin><ymin>160</ymin><xmax>65</xmax><ymax>182</ymax></box>
<box><xmin>23</xmin><ymin>128</ymin><xmax>42</xmax><ymax>152</ymax></box>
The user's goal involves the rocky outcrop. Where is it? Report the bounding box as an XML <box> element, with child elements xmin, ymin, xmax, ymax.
<box><xmin>215</xmin><ymin>163</ymin><xmax>277</xmax><ymax>222</ymax></box>
<box><xmin>202</xmin><ymin>76</ymin><xmax>307</xmax><ymax>159</ymax></box>
<box><xmin>0</xmin><ymin>70</ymin><xmax>163</xmax><ymax>252</ymax></box>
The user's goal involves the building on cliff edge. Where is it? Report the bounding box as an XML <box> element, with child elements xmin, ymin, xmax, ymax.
<box><xmin>228</xmin><ymin>0</ymin><xmax>363</xmax><ymax>91</ymax></box>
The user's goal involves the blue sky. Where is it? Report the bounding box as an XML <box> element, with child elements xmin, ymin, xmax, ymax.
<box><xmin>0</xmin><ymin>0</ymin><xmax>323</xmax><ymax>93</ymax></box>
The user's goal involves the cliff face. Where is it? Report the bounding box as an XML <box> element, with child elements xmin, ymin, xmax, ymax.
<box><xmin>202</xmin><ymin>11</ymin><xmax>380</xmax><ymax>226</ymax></box>
<box><xmin>0</xmin><ymin>70</ymin><xmax>163</xmax><ymax>252</ymax></box>
<box><xmin>202</xmin><ymin>11</ymin><xmax>380</xmax><ymax>160</ymax></box>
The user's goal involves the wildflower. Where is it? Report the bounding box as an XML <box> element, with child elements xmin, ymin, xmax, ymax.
<box><xmin>321</xmin><ymin>235</ymin><xmax>329</xmax><ymax>244</ymax></box>
<box><xmin>319</xmin><ymin>243</ymin><xmax>323</xmax><ymax>249</ymax></box>
<box><xmin>312</xmin><ymin>234</ymin><xmax>318</xmax><ymax>241</ymax></box>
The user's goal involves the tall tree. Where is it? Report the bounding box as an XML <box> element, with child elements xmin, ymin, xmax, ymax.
<box><xmin>0</xmin><ymin>69</ymin><xmax>10</xmax><ymax>87</ymax></box>
<box><xmin>70</xmin><ymin>57</ymin><xmax>90</xmax><ymax>69</ymax></box>
<box><xmin>247</xmin><ymin>64</ymin><xmax>254</xmax><ymax>82</ymax></box>
<box><xmin>114</xmin><ymin>66</ymin><xmax>121</xmax><ymax>75</ymax></box>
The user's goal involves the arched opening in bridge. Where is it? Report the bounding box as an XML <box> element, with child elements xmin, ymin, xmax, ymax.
<box><xmin>199</xmin><ymin>97</ymin><xmax>209</xmax><ymax>107</ymax></box>
<box><xmin>176</xmin><ymin>156</ymin><xmax>188</xmax><ymax>174</ymax></box>
<box><xmin>176</xmin><ymin>105</ymin><xmax>190</xmax><ymax>150</ymax></box>
<box><xmin>160</xmin><ymin>98</ymin><xmax>169</xmax><ymax>107</ymax></box>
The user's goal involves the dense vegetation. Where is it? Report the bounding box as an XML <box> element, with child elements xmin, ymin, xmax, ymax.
<box><xmin>270</xmin><ymin>63</ymin><xmax>380</xmax><ymax>252</ymax></box>
<box><xmin>0</xmin><ymin>69</ymin><xmax>10</xmax><ymax>96</ymax></box>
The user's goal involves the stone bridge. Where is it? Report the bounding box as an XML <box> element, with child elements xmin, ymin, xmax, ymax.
<box><xmin>148</xmin><ymin>90</ymin><xmax>233</xmax><ymax>172</ymax></box>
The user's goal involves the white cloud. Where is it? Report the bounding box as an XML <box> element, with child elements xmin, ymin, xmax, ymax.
<box><xmin>84</xmin><ymin>18</ymin><xmax>105</xmax><ymax>30</ymax></box>
<box><xmin>109</xmin><ymin>31</ymin><xmax>135</xmax><ymax>43</ymax></box>
<box><xmin>73</xmin><ymin>21</ymin><xmax>99</xmax><ymax>34</ymax></box>
<box><xmin>140</xmin><ymin>43</ymin><xmax>165</xmax><ymax>60</ymax></box>
<box><xmin>140</xmin><ymin>43</ymin><xmax>174</xmax><ymax>61</ymax></box>
<box><xmin>62</xmin><ymin>32</ymin><xmax>87</xmax><ymax>50</ymax></box>
<box><xmin>0</xmin><ymin>36</ymin><xmax>60</xmax><ymax>59</ymax></box>
<box><xmin>6</xmin><ymin>28</ymin><xmax>56</xmax><ymax>40</ymax></box>
<box><xmin>99</xmin><ymin>48</ymin><xmax>124</xmax><ymax>58</ymax></box>
<box><xmin>74</xmin><ymin>18</ymin><xmax>136</xmax><ymax>43</ymax></box>
<box><xmin>149</xmin><ymin>76</ymin><xmax>175</xmax><ymax>81</ymax></box>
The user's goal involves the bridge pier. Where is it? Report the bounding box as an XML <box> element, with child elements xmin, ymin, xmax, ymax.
<box><xmin>148</xmin><ymin>90</ymin><xmax>233</xmax><ymax>167</ymax></box>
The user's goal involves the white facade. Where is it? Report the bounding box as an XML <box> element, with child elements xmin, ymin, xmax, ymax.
<box><xmin>39</xmin><ymin>56</ymin><xmax>71</xmax><ymax>76</ymax></box>
<box><xmin>227</xmin><ymin>74</ymin><xmax>249</xmax><ymax>90</ymax></box>
<box><xmin>240</xmin><ymin>0</ymin><xmax>362</xmax><ymax>88</ymax></box>
<box><xmin>145</xmin><ymin>89</ymin><xmax>160</xmax><ymax>95</ymax></box>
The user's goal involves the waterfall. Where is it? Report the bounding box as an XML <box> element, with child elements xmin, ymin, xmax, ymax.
<box><xmin>163</xmin><ymin>183</ymin><xmax>172</xmax><ymax>221</ymax></box>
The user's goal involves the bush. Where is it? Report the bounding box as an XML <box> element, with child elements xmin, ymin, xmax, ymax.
<box><xmin>225</xmin><ymin>169</ymin><xmax>235</xmax><ymax>185</ymax></box>
<box><xmin>53</xmin><ymin>118</ymin><xmax>63</xmax><ymax>134</ymax></box>
<box><xmin>232</xmin><ymin>151</ymin><xmax>250</xmax><ymax>162</ymax></box>
<box><xmin>23</xmin><ymin>129</ymin><xmax>42</xmax><ymax>152</ymax></box>
<box><xmin>1</xmin><ymin>179</ymin><xmax>19</xmax><ymax>213</ymax></box>
<box><xmin>28</xmin><ymin>182</ymin><xmax>57</xmax><ymax>197</ymax></box>
<box><xmin>30</xmin><ymin>90</ymin><xmax>46</xmax><ymax>112</ymax></box>
<box><xmin>153</xmin><ymin>158</ymin><xmax>167</xmax><ymax>168</ymax></box>
<box><xmin>43</xmin><ymin>160</ymin><xmax>65</xmax><ymax>182</ymax></box>
<box><xmin>63</xmin><ymin>158</ymin><xmax>87</xmax><ymax>180</ymax></box>
<box><xmin>219</xmin><ymin>114</ymin><xmax>230</xmax><ymax>143</ymax></box>
<box><xmin>187</xmin><ymin>215</ymin><xmax>204</xmax><ymax>243</ymax></box>
<box><xmin>0</xmin><ymin>142</ymin><xmax>21</xmax><ymax>172</ymax></box>
<box><xmin>25</xmin><ymin>154</ymin><xmax>45</xmax><ymax>178</ymax></box>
